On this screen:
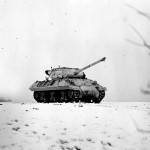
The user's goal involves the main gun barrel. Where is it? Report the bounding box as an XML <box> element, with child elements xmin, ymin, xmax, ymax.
<box><xmin>74</xmin><ymin>57</ymin><xmax>106</xmax><ymax>75</ymax></box>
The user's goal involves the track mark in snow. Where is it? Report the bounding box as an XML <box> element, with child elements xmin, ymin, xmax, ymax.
<box><xmin>24</xmin><ymin>124</ymin><xmax>29</xmax><ymax>127</ymax></box>
<box><xmin>71</xmin><ymin>138</ymin><xmax>77</xmax><ymax>142</ymax></box>
<box><xmin>12</xmin><ymin>127</ymin><xmax>20</xmax><ymax>131</ymax></box>
<box><xmin>11</xmin><ymin>119</ymin><xmax>19</xmax><ymax>122</ymax></box>
<box><xmin>61</xmin><ymin>132</ymin><xmax>66</xmax><ymax>135</ymax></box>
<box><xmin>130</xmin><ymin>115</ymin><xmax>150</xmax><ymax>134</ymax></box>
<box><xmin>74</xmin><ymin>145</ymin><xmax>82</xmax><ymax>150</ymax></box>
<box><xmin>86</xmin><ymin>138</ymin><xmax>94</xmax><ymax>143</ymax></box>
<box><xmin>59</xmin><ymin>139</ymin><xmax>68</xmax><ymax>144</ymax></box>
<box><xmin>6</xmin><ymin>122</ymin><xmax>12</xmax><ymax>125</ymax></box>
<box><xmin>32</xmin><ymin>107</ymin><xmax>39</xmax><ymax>110</ymax></box>
<box><xmin>63</xmin><ymin>128</ymin><xmax>67</xmax><ymax>131</ymax></box>
<box><xmin>32</xmin><ymin>131</ymin><xmax>38</xmax><ymax>134</ymax></box>
<box><xmin>60</xmin><ymin>145</ymin><xmax>82</xmax><ymax>150</ymax></box>
<box><xmin>101</xmin><ymin>141</ymin><xmax>112</xmax><ymax>147</ymax></box>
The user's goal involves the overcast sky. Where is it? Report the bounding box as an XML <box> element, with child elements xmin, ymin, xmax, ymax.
<box><xmin>0</xmin><ymin>0</ymin><xmax>150</xmax><ymax>102</ymax></box>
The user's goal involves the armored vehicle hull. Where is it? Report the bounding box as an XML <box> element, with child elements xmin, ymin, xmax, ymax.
<box><xmin>29</xmin><ymin>78</ymin><xmax>106</xmax><ymax>103</ymax></box>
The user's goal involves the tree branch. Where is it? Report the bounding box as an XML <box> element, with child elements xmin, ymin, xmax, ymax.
<box><xmin>141</xmin><ymin>88</ymin><xmax>150</xmax><ymax>95</ymax></box>
<box><xmin>147</xmin><ymin>81</ymin><xmax>150</xmax><ymax>88</ymax></box>
<box><xmin>125</xmin><ymin>4</ymin><xmax>150</xmax><ymax>21</ymax></box>
<box><xmin>125</xmin><ymin>4</ymin><xmax>150</xmax><ymax>96</ymax></box>
<box><xmin>127</xmin><ymin>24</ymin><xmax>150</xmax><ymax>51</ymax></box>
<box><xmin>125</xmin><ymin>39</ymin><xmax>146</xmax><ymax>47</ymax></box>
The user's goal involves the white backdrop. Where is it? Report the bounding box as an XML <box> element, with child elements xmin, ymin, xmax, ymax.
<box><xmin>0</xmin><ymin>0</ymin><xmax>150</xmax><ymax>102</ymax></box>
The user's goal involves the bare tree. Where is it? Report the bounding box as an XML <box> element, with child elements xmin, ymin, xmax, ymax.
<box><xmin>125</xmin><ymin>4</ymin><xmax>150</xmax><ymax>94</ymax></box>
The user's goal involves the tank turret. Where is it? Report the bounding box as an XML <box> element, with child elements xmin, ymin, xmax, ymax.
<box><xmin>29</xmin><ymin>57</ymin><xmax>107</xmax><ymax>103</ymax></box>
<box><xmin>45</xmin><ymin>57</ymin><xmax>106</xmax><ymax>79</ymax></box>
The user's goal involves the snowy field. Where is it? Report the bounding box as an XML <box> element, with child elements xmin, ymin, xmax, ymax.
<box><xmin>0</xmin><ymin>102</ymin><xmax>150</xmax><ymax>150</ymax></box>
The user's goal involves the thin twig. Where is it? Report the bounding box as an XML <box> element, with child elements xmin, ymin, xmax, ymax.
<box><xmin>125</xmin><ymin>39</ymin><xmax>145</xmax><ymax>47</ymax></box>
<box><xmin>147</xmin><ymin>81</ymin><xmax>150</xmax><ymax>88</ymax></box>
<box><xmin>129</xmin><ymin>24</ymin><xmax>147</xmax><ymax>46</ymax></box>
<box><xmin>125</xmin><ymin>4</ymin><xmax>150</xmax><ymax>21</ymax></box>
<box><xmin>127</xmin><ymin>24</ymin><xmax>150</xmax><ymax>50</ymax></box>
<box><xmin>141</xmin><ymin>88</ymin><xmax>150</xmax><ymax>95</ymax></box>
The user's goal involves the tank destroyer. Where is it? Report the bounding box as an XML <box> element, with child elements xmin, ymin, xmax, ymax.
<box><xmin>29</xmin><ymin>57</ymin><xmax>107</xmax><ymax>103</ymax></box>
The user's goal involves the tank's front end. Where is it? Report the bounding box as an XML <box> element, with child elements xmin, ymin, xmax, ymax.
<box><xmin>29</xmin><ymin>81</ymin><xmax>40</xmax><ymax>91</ymax></box>
<box><xmin>80</xmin><ymin>84</ymin><xmax>107</xmax><ymax>103</ymax></box>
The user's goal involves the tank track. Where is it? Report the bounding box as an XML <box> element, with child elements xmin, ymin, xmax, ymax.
<box><xmin>33</xmin><ymin>90</ymin><xmax>105</xmax><ymax>103</ymax></box>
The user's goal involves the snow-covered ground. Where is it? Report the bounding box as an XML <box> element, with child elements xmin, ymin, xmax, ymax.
<box><xmin>0</xmin><ymin>102</ymin><xmax>150</xmax><ymax>150</ymax></box>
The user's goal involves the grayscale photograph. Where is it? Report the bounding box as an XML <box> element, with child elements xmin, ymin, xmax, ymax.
<box><xmin>0</xmin><ymin>0</ymin><xmax>150</xmax><ymax>149</ymax></box>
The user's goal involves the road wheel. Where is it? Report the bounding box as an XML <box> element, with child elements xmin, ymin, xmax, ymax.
<box><xmin>49</xmin><ymin>92</ymin><xmax>55</xmax><ymax>102</ymax></box>
<box><xmin>99</xmin><ymin>91</ymin><xmax>105</xmax><ymax>101</ymax></box>
<box><xmin>39</xmin><ymin>92</ymin><xmax>46</xmax><ymax>103</ymax></box>
<box><xmin>60</xmin><ymin>91</ymin><xmax>65</xmax><ymax>102</ymax></box>
<box><xmin>73</xmin><ymin>90</ymin><xmax>80</xmax><ymax>102</ymax></box>
<box><xmin>67</xmin><ymin>90</ymin><xmax>74</xmax><ymax>102</ymax></box>
<box><xmin>93</xmin><ymin>91</ymin><xmax>105</xmax><ymax>103</ymax></box>
<box><xmin>55</xmin><ymin>91</ymin><xmax>61</xmax><ymax>102</ymax></box>
<box><xmin>45</xmin><ymin>92</ymin><xmax>51</xmax><ymax>103</ymax></box>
